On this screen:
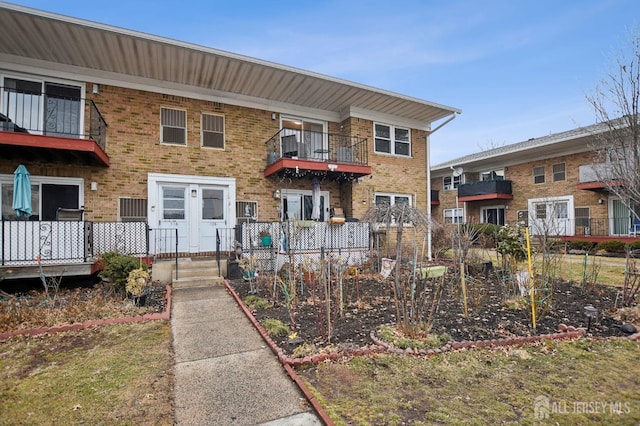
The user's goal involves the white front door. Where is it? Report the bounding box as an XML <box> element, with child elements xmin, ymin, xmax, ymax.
<box><xmin>198</xmin><ymin>186</ymin><xmax>227</xmax><ymax>252</ymax></box>
<box><xmin>528</xmin><ymin>196</ymin><xmax>574</xmax><ymax>236</ymax></box>
<box><xmin>149</xmin><ymin>173</ymin><xmax>236</xmax><ymax>254</ymax></box>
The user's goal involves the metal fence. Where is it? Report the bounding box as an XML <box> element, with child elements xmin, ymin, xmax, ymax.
<box><xmin>1</xmin><ymin>220</ymin><xmax>152</xmax><ymax>266</ymax></box>
<box><xmin>235</xmin><ymin>221</ymin><xmax>371</xmax><ymax>273</ymax></box>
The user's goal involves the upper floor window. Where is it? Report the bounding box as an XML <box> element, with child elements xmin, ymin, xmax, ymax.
<box><xmin>202</xmin><ymin>113</ymin><xmax>224</xmax><ymax>149</ymax></box>
<box><xmin>533</xmin><ymin>166</ymin><xmax>545</xmax><ymax>184</ymax></box>
<box><xmin>374</xmin><ymin>123</ymin><xmax>410</xmax><ymax>156</ymax></box>
<box><xmin>161</xmin><ymin>107</ymin><xmax>186</xmax><ymax>145</ymax></box>
<box><xmin>2</xmin><ymin>76</ymin><xmax>82</xmax><ymax>137</ymax></box>
<box><xmin>481</xmin><ymin>170</ymin><xmax>504</xmax><ymax>181</ymax></box>
<box><xmin>552</xmin><ymin>163</ymin><xmax>566</xmax><ymax>181</ymax></box>
<box><xmin>443</xmin><ymin>175</ymin><xmax>462</xmax><ymax>190</ymax></box>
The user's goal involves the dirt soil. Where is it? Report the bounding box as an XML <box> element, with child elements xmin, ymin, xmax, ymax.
<box><xmin>228</xmin><ymin>266</ymin><xmax>632</xmax><ymax>356</ymax></box>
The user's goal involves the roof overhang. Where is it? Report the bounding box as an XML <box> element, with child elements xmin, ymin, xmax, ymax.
<box><xmin>0</xmin><ymin>2</ymin><xmax>460</xmax><ymax>127</ymax></box>
<box><xmin>431</xmin><ymin>125</ymin><xmax>605</xmax><ymax>177</ymax></box>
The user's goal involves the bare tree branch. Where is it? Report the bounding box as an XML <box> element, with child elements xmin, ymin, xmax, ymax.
<box><xmin>586</xmin><ymin>25</ymin><xmax>640</xmax><ymax>220</ymax></box>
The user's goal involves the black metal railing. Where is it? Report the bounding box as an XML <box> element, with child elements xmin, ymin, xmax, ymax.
<box><xmin>265</xmin><ymin>129</ymin><xmax>368</xmax><ymax>166</ymax></box>
<box><xmin>0</xmin><ymin>86</ymin><xmax>108</xmax><ymax>152</ymax></box>
<box><xmin>505</xmin><ymin>216</ymin><xmax>640</xmax><ymax>238</ymax></box>
<box><xmin>458</xmin><ymin>179</ymin><xmax>512</xmax><ymax>198</ymax></box>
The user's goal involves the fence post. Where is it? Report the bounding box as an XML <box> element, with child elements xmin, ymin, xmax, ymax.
<box><xmin>174</xmin><ymin>228</ymin><xmax>179</xmax><ymax>280</ymax></box>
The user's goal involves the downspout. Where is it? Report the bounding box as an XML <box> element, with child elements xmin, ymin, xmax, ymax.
<box><xmin>426</xmin><ymin>112</ymin><xmax>458</xmax><ymax>260</ymax></box>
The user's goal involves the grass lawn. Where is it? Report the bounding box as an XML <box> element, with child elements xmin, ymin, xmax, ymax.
<box><xmin>0</xmin><ymin>321</ymin><xmax>173</xmax><ymax>425</ymax></box>
<box><xmin>300</xmin><ymin>338</ymin><xmax>640</xmax><ymax>425</ymax></box>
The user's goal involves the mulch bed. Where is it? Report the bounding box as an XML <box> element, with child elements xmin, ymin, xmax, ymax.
<box><xmin>0</xmin><ymin>278</ymin><xmax>167</xmax><ymax>333</ymax></box>
<box><xmin>228</xmin><ymin>267</ymin><xmax>631</xmax><ymax>356</ymax></box>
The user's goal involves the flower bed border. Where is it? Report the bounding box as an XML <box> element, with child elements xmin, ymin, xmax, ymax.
<box><xmin>223</xmin><ymin>281</ymin><xmax>640</xmax><ymax>368</ymax></box>
<box><xmin>0</xmin><ymin>285</ymin><xmax>172</xmax><ymax>341</ymax></box>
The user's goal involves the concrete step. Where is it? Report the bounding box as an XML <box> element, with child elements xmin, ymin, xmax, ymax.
<box><xmin>176</xmin><ymin>266</ymin><xmax>221</xmax><ymax>279</ymax></box>
<box><xmin>173</xmin><ymin>275</ymin><xmax>225</xmax><ymax>289</ymax></box>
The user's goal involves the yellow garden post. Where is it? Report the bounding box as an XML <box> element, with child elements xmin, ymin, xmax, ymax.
<box><xmin>525</xmin><ymin>227</ymin><xmax>536</xmax><ymax>331</ymax></box>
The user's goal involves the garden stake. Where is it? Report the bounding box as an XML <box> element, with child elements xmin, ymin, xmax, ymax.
<box><xmin>525</xmin><ymin>227</ymin><xmax>537</xmax><ymax>331</ymax></box>
<box><xmin>460</xmin><ymin>260</ymin><xmax>468</xmax><ymax>317</ymax></box>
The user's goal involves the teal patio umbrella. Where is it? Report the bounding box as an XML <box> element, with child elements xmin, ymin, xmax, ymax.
<box><xmin>13</xmin><ymin>164</ymin><xmax>32</xmax><ymax>218</ymax></box>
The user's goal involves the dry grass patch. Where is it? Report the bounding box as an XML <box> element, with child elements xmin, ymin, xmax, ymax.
<box><xmin>299</xmin><ymin>339</ymin><xmax>640</xmax><ymax>425</ymax></box>
<box><xmin>0</xmin><ymin>321</ymin><xmax>173</xmax><ymax>425</ymax></box>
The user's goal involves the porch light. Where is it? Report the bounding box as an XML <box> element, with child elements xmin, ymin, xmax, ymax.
<box><xmin>273</xmin><ymin>189</ymin><xmax>281</xmax><ymax>199</ymax></box>
<box><xmin>584</xmin><ymin>304</ymin><xmax>597</xmax><ymax>332</ymax></box>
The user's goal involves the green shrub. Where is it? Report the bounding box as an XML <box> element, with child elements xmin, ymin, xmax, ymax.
<box><xmin>101</xmin><ymin>252</ymin><xmax>149</xmax><ymax>293</ymax></box>
<box><xmin>595</xmin><ymin>240</ymin><xmax>626</xmax><ymax>253</ymax></box>
<box><xmin>243</xmin><ymin>295</ymin><xmax>270</xmax><ymax>310</ymax></box>
<box><xmin>628</xmin><ymin>241</ymin><xmax>640</xmax><ymax>251</ymax></box>
<box><xmin>262</xmin><ymin>318</ymin><xmax>289</xmax><ymax>338</ymax></box>
<box><xmin>566</xmin><ymin>240</ymin><xmax>596</xmax><ymax>252</ymax></box>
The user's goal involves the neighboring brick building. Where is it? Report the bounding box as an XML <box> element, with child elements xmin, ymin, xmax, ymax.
<box><xmin>0</xmin><ymin>4</ymin><xmax>459</xmax><ymax>256</ymax></box>
<box><xmin>430</xmin><ymin>124</ymin><xmax>640</xmax><ymax>240</ymax></box>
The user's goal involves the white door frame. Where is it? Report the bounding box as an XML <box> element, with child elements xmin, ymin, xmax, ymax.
<box><xmin>527</xmin><ymin>195</ymin><xmax>574</xmax><ymax>236</ymax></box>
<box><xmin>148</xmin><ymin>173</ymin><xmax>236</xmax><ymax>254</ymax></box>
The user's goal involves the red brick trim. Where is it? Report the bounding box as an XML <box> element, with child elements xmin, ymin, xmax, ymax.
<box><xmin>0</xmin><ymin>284</ymin><xmax>171</xmax><ymax>341</ymax></box>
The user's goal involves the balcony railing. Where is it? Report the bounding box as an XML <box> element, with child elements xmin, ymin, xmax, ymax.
<box><xmin>579</xmin><ymin>162</ymin><xmax>619</xmax><ymax>183</ymax></box>
<box><xmin>265</xmin><ymin>129</ymin><xmax>368</xmax><ymax>166</ymax></box>
<box><xmin>0</xmin><ymin>86</ymin><xmax>107</xmax><ymax>152</ymax></box>
<box><xmin>515</xmin><ymin>217</ymin><xmax>640</xmax><ymax>238</ymax></box>
<box><xmin>458</xmin><ymin>179</ymin><xmax>512</xmax><ymax>200</ymax></box>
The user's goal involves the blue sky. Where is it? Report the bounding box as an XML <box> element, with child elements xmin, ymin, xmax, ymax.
<box><xmin>6</xmin><ymin>0</ymin><xmax>639</xmax><ymax>164</ymax></box>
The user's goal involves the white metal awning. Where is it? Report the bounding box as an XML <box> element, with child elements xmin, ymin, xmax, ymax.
<box><xmin>0</xmin><ymin>2</ymin><xmax>460</xmax><ymax>126</ymax></box>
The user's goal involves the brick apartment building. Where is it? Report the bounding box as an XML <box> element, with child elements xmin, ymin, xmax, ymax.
<box><xmin>430</xmin><ymin>124</ymin><xmax>640</xmax><ymax>241</ymax></box>
<box><xmin>0</xmin><ymin>3</ymin><xmax>459</xmax><ymax>257</ymax></box>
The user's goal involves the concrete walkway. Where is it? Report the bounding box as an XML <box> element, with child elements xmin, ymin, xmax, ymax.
<box><xmin>172</xmin><ymin>283</ymin><xmax>324</xmax><ymax>425</ymax></box>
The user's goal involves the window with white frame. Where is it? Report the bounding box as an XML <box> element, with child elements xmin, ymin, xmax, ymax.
<box><xmin>374</xmin><ymin>193</ymin><xmax>412</xmax><ymax>223</ymax></box>
<box><xmin>282</xmin><ymin>189</ymin><xmax>329</xmax><ymax>221</ymax></box>
<box><xmin>481</xmin><ymin>206</ymin><xmax>505</xmax><ymax>225</ymax></box>
<box><xmin>1</xmin><ymin>175</ymin><xmax>83</xmax><ymax>221</ymax></box>
<box><xmin>374</xmin><ymin>123</ymin><xmax>411</xmax><ymax>156</ymax></box>
<box><xmin>533</xmin><ymin>166</ymin><xmax>545</xmax><ymax>184</ymax></box>
<box><xmin>161</xmin><ymin>107</ymin><xmax>186</xmax><ymax>145</ymax></box>
<box><xmin>443</xmin><ymin>208</ymin><xmax>464</xmax><ymax>224</ymax></box>
<box><xmin>443</xmin><ymin>175</ymin><xmax>462</xmax><ymax>190</ymax></box>
<box><xmin>202</xmin><ymin>113</ymin><xmax>224</xmax><ymax>148</ymax></box>
<box><xmin>552</xmin><ymin>163</ymin><xmax>566</xmax><ymax>181</ymax></box>
<box><xmin>481</xmin><ymin>170</ymin><xmax>504</xmax><ymax>181</ymax></box>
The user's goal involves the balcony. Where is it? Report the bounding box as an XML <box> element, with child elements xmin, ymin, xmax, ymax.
<box><xmin>0</xmin><ymin>86</ymin><xmax>109</xmax><ymax>167</ymax></box>
<box><xmin>577</xmin><ymin>163</ymin><xmax>622</xmax><ymax>190</ymax></box>
<box><xmin>457</xmin><ymin>179</ymin><xmax>513</xmax><ymax>202</ymax></box>
<box><xmin>264</xmin><ymin>129</ymin><xmax>371</xmax><ymax>181</ymax></box>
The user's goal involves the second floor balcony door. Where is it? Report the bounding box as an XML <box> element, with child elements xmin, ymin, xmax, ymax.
<box><xmin>281</xmin><ymin>116</ymin><xmax>327</xmax><ymax>161</ymax></box>
<box><xmin>2</xmin><ymin>76</ymin><xmax>82</xmax><ymax>137</ymax></box>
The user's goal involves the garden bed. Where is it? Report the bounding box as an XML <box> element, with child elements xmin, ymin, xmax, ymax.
<box><xmin>228</xmin><ymin>268</ymin><xmax>633</xmax><ymax>356</ymax></box>
<box><xmin>0</xmin><ymin>279</ymin><xmax>167</xmax><ymax>333</ymax></box>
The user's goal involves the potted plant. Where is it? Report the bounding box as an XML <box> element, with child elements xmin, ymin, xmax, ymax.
<box><xmin>259</xmin><ymin>228</ymin><xmax>272</xmax><ymax>247</ymax></box>
<box><xmin>238</xmin><ymin>255</ymin><xmax>258</xmax><ymax>281</ymax></box>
